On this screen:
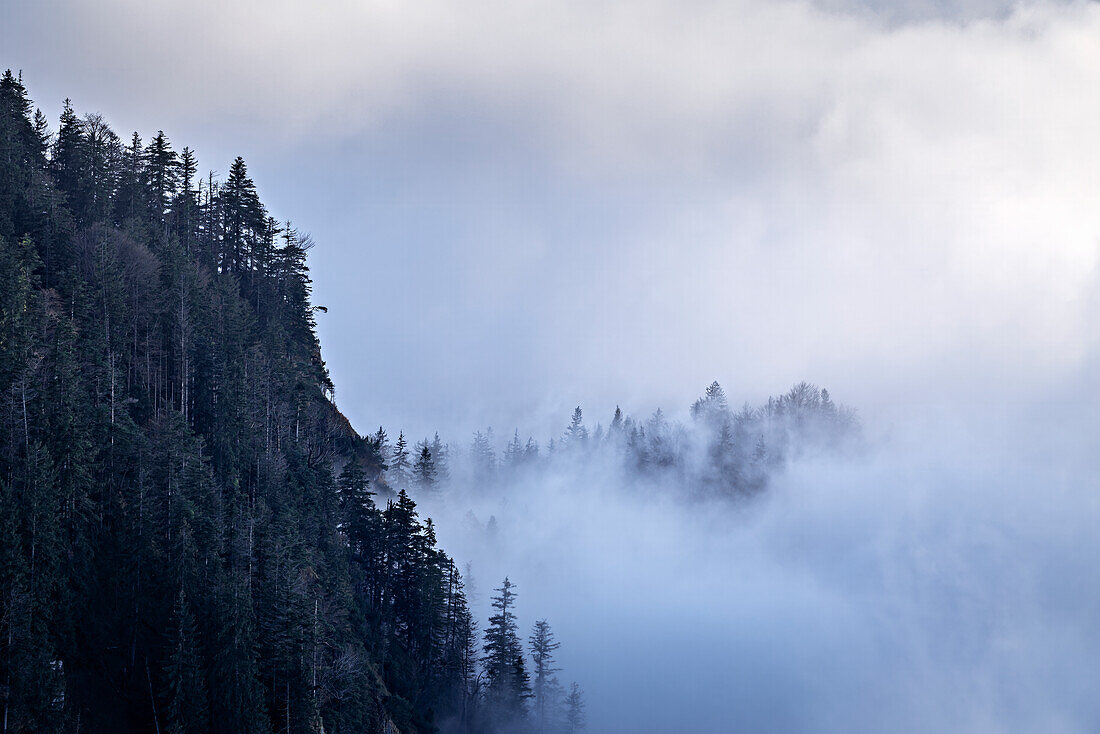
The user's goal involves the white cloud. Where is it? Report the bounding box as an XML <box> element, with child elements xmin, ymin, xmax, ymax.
<box><xmin>4</xmin><ymin>0</ymin><xmax>1099</xmax><ymax>431</ymax></box>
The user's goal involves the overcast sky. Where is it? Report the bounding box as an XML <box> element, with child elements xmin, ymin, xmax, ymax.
<box><xmin>4</xmin><ymin>0</ymin><xmax>1099</xmax><ymax>443</ymax></box>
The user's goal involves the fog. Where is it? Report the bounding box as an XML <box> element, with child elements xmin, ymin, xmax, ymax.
<box><xmin>5</xmin><ymin>0</ymin><xmax>1100</xmax><ymax>730</ymax></box>
<box><xmin>404</xmin><ymin>390</ymin><xmax>1100</xmax><ymax>732</ymax></box>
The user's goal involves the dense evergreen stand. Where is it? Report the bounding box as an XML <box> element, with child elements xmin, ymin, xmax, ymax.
<box><xmin>0</xmin><ymin>70</ymin><xmax>595</xmax><ymax>734</ymax></box>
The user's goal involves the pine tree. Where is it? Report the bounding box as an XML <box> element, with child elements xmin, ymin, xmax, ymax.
<box><xmin>31</xmin><ymin>108</ymin><xmax>51</xmax><ymax>160</ymax></box>
<box><xmin>337</xmin><ymin>460</ymin><xmax>377</xmax><ymax>555</ymax></box>
<box><xmin>368</xmin><ymin>426</ymin><xmax>391</xmax><ymax>472</ymax></box>
<box><xmin>145</xmin><ymin>130</ymin><xmax>179</xmax><ymax>222</ymax></box>
<box><xmin>114</xmin><ymin>130</ymin><xmax>146</xmax><ymax>222</ymax></box>
<box><xmin>564</xmin><ymin>406</ymin><xmax>588</xmax><ymax>448</ymax></box>
<box><xmin>173</xmin><ymin>146</ymin><xmax>199</xmax><ymax>251</ymax></box>
<box><xmin>610</xmin><ymin>406</ymin><xmax>623</xmax><ymax>432</ymax></box>
<box><xmin>529</xmin><ymin>619</ymin><xmax>561</xmax><ymax>734</ymax></box>
<box><xmin>211</xmin><ymin>572</ymin><xmax>269</xmax><ymax>734</ymax></box>
<box><xmin>162</xmin><ymin>587</ymin><xmax>211</xmax><ymax>734</ymax></box>
<box><xmin>482</xmin><ymin>577</ymin><xmax>529</xmax><ymax>726</ymax></box>
<box><xmin>412</xmin><ymin>442</ymin><xmax>438</xmax><ymax>492</ymax></box>
<box><xmin>52</xmin><ymin>98</ymin><xmax>88</xmax><ymax>223</ymax></box>
<box><xmin>504</xmin><ymin>429</ymin><xmax>524</xmax><ymax>468</ymax></box>
<box><xmin>389</xmin><ymin>431</ymin><xmax>411</xmax><ymax>489</ymax></box>
<box><xmin>691</xmin><ymin>381</ymin><xmax>730</xmax><ymax>434</ymax></box>
<box><xmin>470</xmin><ymin>429</ymin><xmax>496</xmax><ymax>486</ymax></box>
<box><xmin>430</xmin><ymin>432</ymin><xmax>450</xmax><ymax>483</ymax></box>
<box><xmin>564</xmin><ymin>682</ymin><xmax>586</xmax><ymax>733</ymax></box>
<box><xmin>219</xmin><ymin>156</ymin><xmax>264</xmax><ymax>276</ymax></box>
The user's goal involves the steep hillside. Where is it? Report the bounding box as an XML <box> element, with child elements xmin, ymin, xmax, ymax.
<box><xmin>0</xmin><ymin>70</ymin><xmax>474</xmax><ymax>734</ymax></box>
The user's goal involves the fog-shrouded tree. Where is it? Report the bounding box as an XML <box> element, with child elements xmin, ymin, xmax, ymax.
<box><xmin>691</xmin><ymin>380</ymin><xmax>729</xmax><ymax>428</ymax></box>
<box><xmin>389</xmin><ymin>430</ymin><xmax>411</xmax><ymax>488</ymax></box>
<box><xmin>368</xmin><ymin>425</ymin><xmax>391</xmax><ymax>473</ymax></box>
<box><xmin>504</xmin><ymin>429</ymin><xmax>524</xmax><ymax>468</ymax></box>
<box><xmin>529</xmin><ymin>619</ymin><xmax>562</xmax><ymax>733</ymax></box>
<box><xmin>430</xmin><ymin>431</ymin><xmax>450</xmax><ymax>483</ymax></box>
<box><xmin>413</xmin><ymin>441</ymin><xmax>438</xmax><ymax>492</ymax></box>
<box><xmin>563</xmin><ymin>406</ymin><xmax>588</xmax><ymax>449</ymax></box>
<box><xmin>483</xmin><ymin>577</ymin><xmax>530</xmax><ymax>727</ymax></box>
<box><xmin>564</xmin><ymin>682</ymin><xmax>586</xmax><ymax>733</ymax></box>
<box><xmin>416</xmin><ymin>379</ymin><xmax>856</xmax><ymax>506</ymax></box>
<box><xmin>471</xmin><ymin>428</ymin><xmax>496</xmax><ymax>486</ymax></box>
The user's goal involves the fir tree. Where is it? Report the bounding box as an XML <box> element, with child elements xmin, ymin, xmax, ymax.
<box><xmin>430</xmin><ymin>431</ymin><xmax>450</xmax><ymax>483</ymax></box>
<box><xmin>482</xmin><ymin>577</ymin><xmax>530</xmax><ymax>726</ymax></box>
<box><xmin>413</xmin><ymin>442</ymin><xmax>438</xmax><ymax>492</ymax></box>
<box><xmin>389</xmin><ymin>430</ymin><xmax>411</xmax><ymax>488</ymax></box>
<box><xmin>529</xmin><ymin>619</ymin><xmax>561</xmax><ymax>734</ymax></box>
<box><xmin>145</xmin><ymin>130</ymin><xmax>179</xmax><ymax>221</ymax></box>
<box><xmin>564</xmin><ymin>682</ymin><xmax>586</xmax><ymax>733</ymax></box>
<box><xmin>470</xmin><ymin>429</ymin><xmax>496</xmax><ymax>486</ymax></box>
<box><xmin>564</xmin><ymin>406</ymin><xmax>588</xmax><ymax>448</ymax></box>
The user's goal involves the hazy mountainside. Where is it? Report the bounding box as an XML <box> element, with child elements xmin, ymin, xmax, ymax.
<box><xmin>381</xmin><ymin>380</ymin><xmax>859</xmax><ymax>505</ymax></box>
<box><xmin>0</xmin><ymin>70</ymin><xmax>587</xmax><ymax>734</ymax></box>
<box><xmin>0</xmin><ymin>70</ymin><xmax>855</xmax><ymax>734</ymax></box>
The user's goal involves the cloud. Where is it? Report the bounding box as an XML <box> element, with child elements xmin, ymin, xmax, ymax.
<box><xmin>4</xmin><ymin>3</ymin><xmax>1100</xmax><ymax>730</ymax></box>
<box><xmin>5</xmin><ymin>0</ymin><xmax>1100</xmax><ymax>438</ymax></box>
<box><xmin>419</xmin><ymin>404</ymin><xmax>1100</xmax><ymax>732</ymax></box>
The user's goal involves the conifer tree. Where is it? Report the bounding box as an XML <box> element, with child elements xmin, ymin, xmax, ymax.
<box><xmin>145</xmin><ymin>130</ymin><xmax>179</xmax><ymax>222</ymax></box>
<box><xmin>114</xmin><ymin>130</ymin><xmax>146</xmax><ymax>222</ymax></box>
<box><xmin>389</xmin><ymin>431</ymin><xmax>411</xmax><ymax>488</ymax></box>
<box><xmin>482</xmin><ymin>577</ymin><xmax>530</xmax><ymax>726</ymax></box>
<box><xmin>31</xmin><ymin>108</ymin><xmax>51</xmax><ymax>160</ymax></box>
<box><xmin>504</xmin><ymin>429</ymin><xmax>524</xmax><ymax>468</ymax></box>
<box><xmin>162</xmin><ymin>587</ymin><xmax>211</xmax><ymax>734</ymax></box>
<box><xmin>220</xmin><ymin>156</ymin><xmax>264</xmax><ymax>276</ymax></box>
<box><xmin>413</xmin><ymin>442</ymin><xmax>438</xmax><ymax>492</ymax></box>
<box><xmin>470</xmin><ymin>429</ymin><xmax>496</xmax><ymax>486</ymax></box>
<box><xmin>52</xmin><ymin>99</ymin><xmax>87</xmax><ymax>222</ymax></box>
<box><xmin>430</xmin><ymin>431</ymin><xmax>450</xmax><ymax>483</ymax></box>
<box><xmin>337</xmin><ymin>460</ymin><xmax>376</xmax><ymax>552</ymax></box>
<box><xmin>529</xmin><ymin>619</ymin><xmax>561</xmax><ymax>733</ymax></box>
<box><xmin>369</xmin><ymin>426</ymin><xmax>391</xmax><ymax>472</ymax></box>
<box><xmin>564</xmin><ymin>682</ymin><xmax>586</xmax><ymax>733</ymax></box>
<box><xmin>564</xmin><ymin>407</ymin><xmax>588</xmax><ymax>448</ymax></box>
<box><xmin>173</xmin><ymin>146</ymin><xmax>199</xmax><ymax>250</ymax></box>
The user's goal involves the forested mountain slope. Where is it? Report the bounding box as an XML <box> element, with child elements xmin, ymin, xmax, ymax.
<box><xmin>0</xmin><ymin>69</ymin><xmax>853</xmax><ymax>734</ymax></box>
<box><xmin>0</xmin><ymin>70</ymin><xmax>488</xmax><ymax>734</ymax></box>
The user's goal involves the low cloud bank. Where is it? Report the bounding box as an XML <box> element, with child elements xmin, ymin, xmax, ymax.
<box><xmin>411</xmin><ymin>398</ymin><xmax>1100</xmax><ymax>732</ymax></box>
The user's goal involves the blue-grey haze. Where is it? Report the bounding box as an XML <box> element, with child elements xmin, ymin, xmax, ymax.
<box><xmin>4</xmin><ymin>1</ymin><xmax>1100</xmax><ymax>730</ymax></box>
